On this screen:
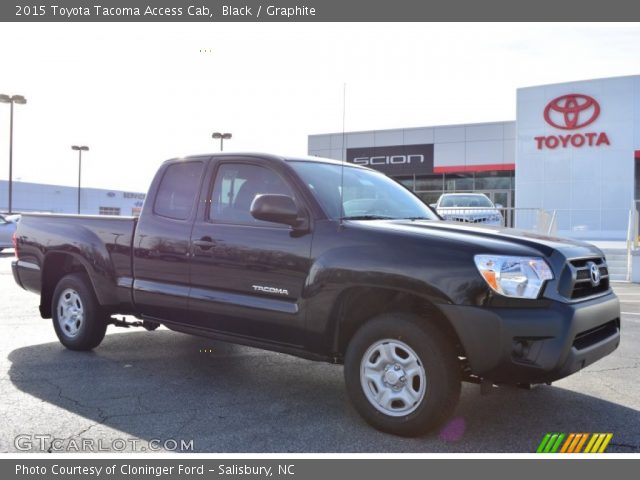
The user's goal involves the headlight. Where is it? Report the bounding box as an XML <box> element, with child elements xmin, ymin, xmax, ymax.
<box><xmin>474</xmin><ymin>255</ymin><xmax>553</xmax><ymax>299</ymax></box>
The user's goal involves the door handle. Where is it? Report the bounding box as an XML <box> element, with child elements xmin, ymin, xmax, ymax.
<box><xmin>193</xmin><ymin>237</ymin><xmax>215</xmax><ymax>250</ymax></box>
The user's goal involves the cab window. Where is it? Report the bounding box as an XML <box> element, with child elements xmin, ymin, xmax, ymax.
<box><xmin>209</xmin><ymin>163</ymin><xmax>294</xmax><ymax>226</ymax></box>
<box><xmin>153</xmin><ymin>161</ymin><xmax>204</xmax><ymax>220</ymax></box>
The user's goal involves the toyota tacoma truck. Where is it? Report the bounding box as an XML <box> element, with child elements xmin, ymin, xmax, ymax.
<box><xmin>12</xmin><ymin>153</ymin><xmax>621</xmax><ymax>436</ymax></box>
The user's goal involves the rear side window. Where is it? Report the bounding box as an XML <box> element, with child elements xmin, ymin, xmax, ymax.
<box><xmin>153</xmin><ymin>161</ymin><xmax>204</xmax><ymax>220</ymax></box>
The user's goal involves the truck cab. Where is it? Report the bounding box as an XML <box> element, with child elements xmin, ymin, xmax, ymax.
<box><xmin>12</xmin><ymin>153</ymin><xmax>621</xmax><ymax>437</ymax></box>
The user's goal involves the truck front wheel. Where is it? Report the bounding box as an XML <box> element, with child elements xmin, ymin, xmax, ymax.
<box><xmin>52</xmin><ymin>273</ymin><xmax>108</xmax><ymax>351</ymax></box>
<box><xmin>344</xmin><ymin>313</ymin><xmax>461</xmax><ymax>436</ymax></box>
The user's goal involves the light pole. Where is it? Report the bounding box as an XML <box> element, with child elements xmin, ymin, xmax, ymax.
<box><xmin>212</xmin><ymin>132</ymin><xmax>232</xmax><ymax>152</ymax></box>
<box><xmin>0</xmin><ymin>94</ymin><xmax>27</xmax><ymax>214</ymax></box>
<box><xmin>71</xmin><ymin>145</ymin><xmax>89</xmax><ymax>214</ymax></box>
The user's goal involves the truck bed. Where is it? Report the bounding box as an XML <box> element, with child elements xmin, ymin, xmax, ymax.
<box><xmin>13</xmin><ymin>213</ymin><xmax>137</xmax><ymax>312</ymax></box>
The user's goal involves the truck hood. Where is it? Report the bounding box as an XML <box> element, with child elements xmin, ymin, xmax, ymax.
<box><xmin>348</xmin><ymin>219</ymin><xmax>603</xmax><ymax>259</ymax></box>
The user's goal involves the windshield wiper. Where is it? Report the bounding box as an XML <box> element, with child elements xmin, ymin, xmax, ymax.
<box><xmin>341</xmin><ymin>215</ymin><xmax>396</xmax><ymax>220</ymax></box>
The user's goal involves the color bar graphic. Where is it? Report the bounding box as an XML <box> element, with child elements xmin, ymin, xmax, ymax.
<box><xmin>584</xmin><ymin>433</ymin><xmax>614</xmax><ymax>453</ymax></box>
<box><xmin>574</xmin><ymin>433</ymin><xmax>589</xmax><ymax>453</ymax></box>
<box><xmin>536</xmin><ymin>433</ymin><xmax>565</xmax><ymax>453</ymax></box>
<box><xmin>537</xmin><ymin>433</ymin><xmax>613</xmax><ymax>453</ymax></box>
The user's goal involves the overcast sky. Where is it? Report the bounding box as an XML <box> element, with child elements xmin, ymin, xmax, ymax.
<box><xmin>0</xmin><ymin>23</ymin><xmax>639</xmax><ymax>192</ymax></box>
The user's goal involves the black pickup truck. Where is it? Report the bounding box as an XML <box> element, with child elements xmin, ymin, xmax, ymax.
<box><xmin>12</xmin><ymin>153</ymin><xmax>620</xmax><ymax>436</ymax></box>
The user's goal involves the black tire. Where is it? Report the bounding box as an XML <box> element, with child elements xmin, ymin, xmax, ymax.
<box><xmin>344</xmin><ymin>313</ymin><xmax>461</xmax><ymax>436</ymax></box>
<box><xmin>51</xmin><ymin>273</ymin><xmax>108</xmax><ymax>351</ymax></box>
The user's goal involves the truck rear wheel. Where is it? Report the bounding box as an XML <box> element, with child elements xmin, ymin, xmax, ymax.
<box><xmin>344</xmin><ymin>313</ymin><xmax>461</xmax><ymax>436</ymax></box>
<box><xmin>52</xmin><ymin>273</ymin><xmax>108</xmax><ymax>351</ymax></box>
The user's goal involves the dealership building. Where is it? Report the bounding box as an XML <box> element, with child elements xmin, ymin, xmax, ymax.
<box><xmin>0</xmin><ymin>180</ymin><xmax>146</xmax><ymax>216</ymax></box>
<box><xmin>308</xmin><ymin>74</ymin><xmax>640</xmax><ymax>242</ymax></box>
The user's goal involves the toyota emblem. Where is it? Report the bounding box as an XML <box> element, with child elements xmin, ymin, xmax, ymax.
<box><xmin>587</xmin><ymin>261</ymin><xmax>601</xmax><ymax>287</ymax></box>
<box><xmin>543</xmin><ymin>94</ymin><xmax>600</xmax><ymax>130</ymax></box>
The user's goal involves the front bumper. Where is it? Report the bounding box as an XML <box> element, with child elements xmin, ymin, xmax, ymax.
<box><xmin>440</xmin><ymin>292</ymin><xmax>620</xmax><ymax>384</ymax></box>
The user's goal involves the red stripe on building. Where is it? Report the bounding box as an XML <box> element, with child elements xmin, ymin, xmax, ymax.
<box><xmin>433</xmin><ymin>163</ymin><xmax>516</xmax><ymax>173</ymax></box>
<box><xmin>635</xmin><ymin>150</ymin><xmax>640</xmax><ymax>160</ymax></box>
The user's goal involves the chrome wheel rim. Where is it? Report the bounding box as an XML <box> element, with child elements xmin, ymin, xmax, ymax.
<box><xmin>57</xmin><ymin>288</ymin><xmax>84</xmax><ymax>338</ymax></box>
<box><xmin>360</xmin><ymin>339</ymin><xmax>427</xmax><ymax>417</ymax></box>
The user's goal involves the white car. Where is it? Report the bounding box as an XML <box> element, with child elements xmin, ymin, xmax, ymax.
<box><xmin>0</xmin><ymin>214</ymin><xmax>20</xmax><ymax>252</ymax></box>
<box><xmin>433</xmin><ymin>193</ymin><xmax>503</xmax><ymax>226</ymax></box>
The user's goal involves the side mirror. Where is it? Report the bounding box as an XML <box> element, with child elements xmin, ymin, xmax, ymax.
<box><xmin>495</xmin><ymin>203</ymin><xmax>503</xmax><ymax>209</ymax></box>
<box><xmin>251</xmin><ymin>194</ymin><xmax>301</xmax><ymax>227</ymax></box>
<box><xmin>429</xmin><ymin>203</ymin><xmax>437</xmax><ymax>209</ymax></box>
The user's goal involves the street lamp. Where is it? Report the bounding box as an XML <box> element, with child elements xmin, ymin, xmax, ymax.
<box><xmin>0</xmin><ymin>94</ymin><xmax>27</xmax><ymax>214</ymax></box>
<box><xmin>71</xmin><ymin>145</ymin><xmax>89</xmax><ymax>214</ymax></box>
<box><xmin>212</xmin><ymin>132</ymin><xmax>232</xmax><ymax>152</ymax></box>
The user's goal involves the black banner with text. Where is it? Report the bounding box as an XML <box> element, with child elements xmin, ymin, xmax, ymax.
<box><xmin>1</xmin><ymin>0</ymin><xmax>640</xmax><ymax>22</ymax></box>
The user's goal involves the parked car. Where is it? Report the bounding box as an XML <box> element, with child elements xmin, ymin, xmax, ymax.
<box><xmin>12</xmin><ymin>154</ymin><xmax>620</xmax><ymax>436</ymax></box>
<box><xmin>433</xmin><ymin>193</ymin><xmax>503</xmax><ymax>226</ymax></box>
<box><xmin>0</xmin><ymin>214</ymin><xmax>20</xmax><ymax>252</ymax></box>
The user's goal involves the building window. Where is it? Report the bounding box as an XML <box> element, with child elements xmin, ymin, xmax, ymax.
<box><xmin>444</xmin><ymin>173</ymin><xmax>474</xmax><ymax>191</ymax></box>
<box><xmin>392</xmin><ymin>169</ymin><xmax>514</xmax><ymax>210</ymax></box>
<box><xmin>474</xmin><ymin>171</ymin><xmax>513</xmax><ymax>190</ymax></box>
<box><xmin>99</xmin><ymin>207</ymin><xmax>121</xmax><ymax>216</ymax></box>
<box><xmin>394</xmin><ymin>176</ymin><xmax>415</xmax><ymax>190</ymax></box>
<box><xmin>415</xmin><ymin>175</ymin><xmax>444</xmax><ymax>192</ymax></box>
<box><xmin>416</xmin><ymin>192</ymin><xmax>442</xmax><ymax>207</ymax></box>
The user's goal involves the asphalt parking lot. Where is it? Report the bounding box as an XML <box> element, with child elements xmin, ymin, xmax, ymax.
<box><xmin>1</xmin><ymin>251</ymin><xmax>638</xmax><ymax>453</ymax></box>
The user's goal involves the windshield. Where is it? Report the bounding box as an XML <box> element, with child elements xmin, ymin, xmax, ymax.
<box><xmin>439</xmin><ymin>194</ymin><xmax>494</xmax><ymax>208</ymax></box>
<box><xmin>288</xmin><ymin>161</ymin><xmax>438</xmax><ymax>220</ymax></box>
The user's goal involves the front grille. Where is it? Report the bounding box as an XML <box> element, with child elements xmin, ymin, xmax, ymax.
<box><xmin>573</xmin><ymin>319</ymin><xmax>619</xmax><ymax>350</ymax></box>
<box><xmin>450</xmin><ymin>217</ymin><xmax>490</xmax><ymax>223</ymax></box>
<box><xmin>563</xmin><ymin>257</ymin><xmax>610</xmax><ymax>300</ymax></box>
<box><xmin>576</xmin><ymin>266</ymin><xmax>608</xmax><ymax>281</ymax></box>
